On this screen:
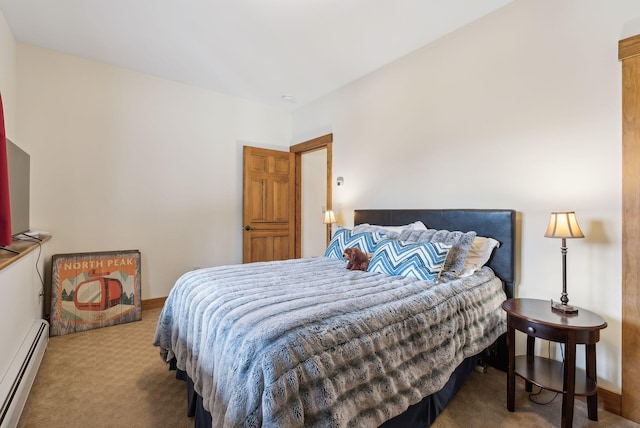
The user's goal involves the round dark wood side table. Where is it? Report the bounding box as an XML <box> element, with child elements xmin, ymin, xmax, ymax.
<box><xmin>502</xmin><ymin>298</ymin><xmax>607</xmax><ymax>428</ymax></box>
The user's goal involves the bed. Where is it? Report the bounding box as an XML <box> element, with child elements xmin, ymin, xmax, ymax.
<box><xmin>153</xmin><ymin>208</ymin><xmax>516</xmax><ymax>427</ymax></box>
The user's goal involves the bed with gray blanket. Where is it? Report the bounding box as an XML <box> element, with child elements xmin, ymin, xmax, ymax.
<box><xmin>153</xmin><ymin>209</ymin><xmax>516</xmax><ymax>427</ymax></box>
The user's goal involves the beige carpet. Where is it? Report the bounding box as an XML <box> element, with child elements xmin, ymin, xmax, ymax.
<box><xmin>17</xmin><ymin>308</ymin><xmax>639</xmax><ymax>428</ymax></box>
<box><xmin>17</xmin><ymin>308</ymin><xmax>192</xmax><ymax>428</ymax></box>
<box><xmin>432</xmin><ymin>370</ymin><xmax>638</xmax><ymax>428</ymax></box>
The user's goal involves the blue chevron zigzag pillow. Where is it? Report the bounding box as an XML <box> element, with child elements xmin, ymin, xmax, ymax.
<box><xmin>368</xmin><ymin>240</ymin><xmax>452</xmax><ymax>281</ymax></box>
<box><xmin>324</xmin><ymin>228</ymin><xmax>387</xmax><ymax>259</ymax></box>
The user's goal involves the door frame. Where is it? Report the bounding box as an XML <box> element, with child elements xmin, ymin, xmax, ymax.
<box><xmin>619</xmin><ymin>34</ymin><xmax>640</xmax><ymax>423</ymax></box>
<box><xmin>290</xmin><ymin>133</ymin><xmax>333</xmax><ymax>259</ymax></box>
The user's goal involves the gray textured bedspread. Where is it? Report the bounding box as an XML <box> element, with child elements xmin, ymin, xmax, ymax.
<box><xmin>153</xmin><ymin>257</ymin><xmax>506</xmax><ymax>428</ymax></box>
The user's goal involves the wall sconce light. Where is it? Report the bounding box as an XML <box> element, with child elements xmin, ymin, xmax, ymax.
<box><xmin>545</xmin><ymin>211</ymin><xmax>585</xmax><ymax>314</ymax></box>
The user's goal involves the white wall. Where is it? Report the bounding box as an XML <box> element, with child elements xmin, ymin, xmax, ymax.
<box><xmin>0</xmin><ymin>10</ymin><xmax>49</xmax><ymax>394</ymax></box>
<box><xmin>15</xmin><ymin>44</ymin><xmax>292</xmax><ymax>300</ymax></box>
<box><xmin>0</xmin><ymin>9</ymin><xmax>16</xmax><ymax>134</ymax></box>
<box><xmin>0</xmin><ymin>244</ymin><xmax>48</xmax><ymax>388</ymax></box>
<box><xmin>292</xmin><ymin>0</ymin><xmax>640</xmax><ymax>392</ymax></box>
<box><xmin>3</xmin><ymin>0</ymin><xmax>636</xmax><ymax>394</ymax></box>
<box><xmin>0</xmin><ymin>6</ymin><xmax>18</xmax><ymax>389</ymax></box>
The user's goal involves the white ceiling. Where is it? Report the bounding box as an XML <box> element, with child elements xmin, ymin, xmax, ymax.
<box><xmin>0</xmin><ymin>0</ymin><xmax>513</xmax><ymax>110</ymax></box>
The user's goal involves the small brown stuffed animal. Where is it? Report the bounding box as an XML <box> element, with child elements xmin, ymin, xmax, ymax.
<box><xmin>343</xmin><ymin>247</ymin><xmax>370</xmax><ymax>271</ymax></box>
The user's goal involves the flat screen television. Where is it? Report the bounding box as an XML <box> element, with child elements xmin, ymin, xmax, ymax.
<box><xmin>6</xmin><ymin>138</ymin><xmax>30</xmax><ymax>237</ymax></box>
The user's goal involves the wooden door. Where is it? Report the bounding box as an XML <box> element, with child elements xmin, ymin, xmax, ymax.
<box><xmin>242</xmin><ymin>146</ymin><xmax>295</xmax><ymax>263</ymax></box>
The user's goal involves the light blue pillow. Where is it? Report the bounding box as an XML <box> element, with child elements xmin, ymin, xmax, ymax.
<box><xmin>368</xmin><ymin>240</ymin><xmax>452</xmax><ymax>281</ymax></box>
<box><xmin>324</xmin><ymin>229</ymin><xmax>387</xmax><ymax>259</ymax></box>
<box><xmin>397</xmin><ymin>228</ymin><xmax>476</xmax><ymax>279</ymax></box>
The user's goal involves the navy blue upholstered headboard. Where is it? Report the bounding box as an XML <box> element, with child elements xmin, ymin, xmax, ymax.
<box><xmin>354</xmin><ymin>209</ymin><xmax>517</xmax><ymax>298</ymax></box>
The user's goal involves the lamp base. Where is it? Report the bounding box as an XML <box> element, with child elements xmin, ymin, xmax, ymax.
<box><xmin>551</xmin><ymin>301</ymin><xmax>579</xmax><ymax>314</ymax></box>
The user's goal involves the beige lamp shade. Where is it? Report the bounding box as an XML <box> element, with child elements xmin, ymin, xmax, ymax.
<box><xmin>323</xmin><ymin>210</ymin><xmax>336</xmax><ymax>224</ymax></box>
<box><xmin>544</xmin><ymin>212</ymin><xmax>584</xmax><ymax>239</ymax></box>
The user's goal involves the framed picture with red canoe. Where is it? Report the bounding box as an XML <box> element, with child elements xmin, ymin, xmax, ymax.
<box><xmin>50</xmin><ymin>250</ymin><xmax>141</xmax><ymax>336</ymax></box>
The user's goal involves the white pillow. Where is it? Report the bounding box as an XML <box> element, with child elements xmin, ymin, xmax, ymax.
<box><xmin>352</xmin><ymin>221</ymin><xmax>427</xmax><ymax>235</ymax></box>
<box><xmin>459</xmin><ymin>236</ymin><xmax>500</xmax><ymax>277</ymax></box>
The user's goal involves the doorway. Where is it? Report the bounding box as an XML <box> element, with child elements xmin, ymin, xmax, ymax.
<box><xmin>290</xmin><ymin>134</ymin><xmax>333</xmax><ymax>259</ymax></box>
<box><xmin>301</xmin><ymin>148</ymin><xmax>328</xmax><ymax>257</ymax></box>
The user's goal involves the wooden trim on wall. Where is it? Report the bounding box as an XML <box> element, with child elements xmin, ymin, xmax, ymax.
<box><xmin>576</xmin><ymin>387</ymin><xmax>621</xmax><ymax>415</ymax></box>
<box><xmin>290</xmin><ymin>133</ymin><xmax>333</xmax><ymax>258</ymax></box>
<box><xmin>293</xmin><ymin>152</ymin><xmax>302</xmax><ymax>258</ymax></box>
<box><xmin>619</xmin><ymin>34</ymin><xmax>640</xmax><ymax>61</ymax></box>
<box><xmin>142</xmin><ymin>297</ymin><xmax>166</xmax><ymax>311</ymax></box>
<box><xmin>600</xmin><ymin>387</ymin><xmax>622</xmax><ymax>416</ymax></box>
<box><xmin>619</xmin><ymin>39</ymin><xmax>640</xmax><ymax>424</ymax></box>
<box><xmin>290</xmin><ymin>134</ymin><xmax>333</xmax><ymax>153</ymax></box>
<box><xmin>325</xmin><ymin>142</ymin><xmax>333</xmax><ymax>246</ymax></box>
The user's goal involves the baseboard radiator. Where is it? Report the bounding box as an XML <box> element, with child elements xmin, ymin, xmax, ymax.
<box><xmin>0</xmin><ymin>320</ymin><xmax>49</xmax><ymax>428</ymax></box>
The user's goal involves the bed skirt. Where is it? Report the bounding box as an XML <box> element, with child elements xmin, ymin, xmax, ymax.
<box><xmin>169</xmin><ymin>352</ymin><xmax>481</xmax><ymax>428</ymax></box>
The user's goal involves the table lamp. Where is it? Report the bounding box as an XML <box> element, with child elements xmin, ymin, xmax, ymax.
<box><xmin>323</xmin><ymin>210</ymin><xmax>336</xmax><ymax>225</ymax></box>
<box><xmin>545</xmin><ymin>211</ymin><xmax>584</xmax><ymax>314</ymax></box>
<box><xmin>324</xmin><ymin>209</ymin><xmax>337</xmax><ymax>246</ymax></box>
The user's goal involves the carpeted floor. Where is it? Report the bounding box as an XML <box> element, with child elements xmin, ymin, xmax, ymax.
<box><xmin>17</xmin><ymin>308</ymin><xmax>192</xmax><ymax>428</ymax></box>
<box><xmin>17</xmin><ymin>308</ymin><xmax>639</xmax><ymax>428</ymax></box>
<box><xmin>432</xmin><ymin>369</ymin><xmax>638</xmax><ymax>428</ymax></box>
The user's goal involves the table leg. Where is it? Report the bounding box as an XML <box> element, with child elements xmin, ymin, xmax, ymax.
<box><xmin>507</xmin><ymin>320</ymin><xmax>515</xmax><ymax>412</ymax></box>
<box><xmin>561</xmin><ymin>336</ymin><xmax>577</xmax><ymax>428</ymax></box>
<box><xmin>586</xmin><ymin>343</ymin><xmax>598</xmax><ymax>420</ymax></box>
<box><xmin>525</xmin><ymin>335</ymin><xmax>535</xmax><ymax>392</ymax></box>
